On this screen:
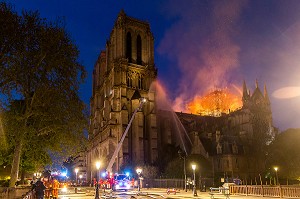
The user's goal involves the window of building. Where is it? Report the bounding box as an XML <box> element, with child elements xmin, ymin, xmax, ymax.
<box><xmin>232</xmin><ymin>143</ymin><xmax>238</xmax><ymax>154</ymax></box>
<box><xmin>127</xmin><ymin>76</ymin><xmax>132</xmax><ymax>87</ymax></box>
<box><xmin>126</xmin><ymin>32</ymin><xmax>132</xmax><ymax>63</ymax></box>
<box><xmin>138</xmin><ymin>75</ymin><xmax>144</xmax><ymax>89</ymax></box>
<box><xmin>235</xmin><ymin>158</ymin><xmax>239</xmax><ymax>169</ymax></box>
<box><xmin>137</xmin><ymin>35</ymin><xmax>142</xmax><ymax>65</ymax></box>
<box><xmin>226</xmin><ymin>160</ymin><xmax>229</xmax><ymax>168</ymax></box>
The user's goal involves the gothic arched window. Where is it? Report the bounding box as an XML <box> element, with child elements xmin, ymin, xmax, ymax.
<box><xmin>127</xmin><ymin>76</ymin><xmax>132</xmax><ymax>88</ymax></box>
<box><xmin>137</xmin><ymin>35</ymin><xmax>142</xmax><ymax>65</ymax></box>
<box><xmin>138</xmin><ymin>75</ymin><xmax>144</xmax><ymax>90</ymax></box>
<box><xmin>126</xmin><ymin>32</ymin><xmax>132</xmax><ymax>63</ymax></box>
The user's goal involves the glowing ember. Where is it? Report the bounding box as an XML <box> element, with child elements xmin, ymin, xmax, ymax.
<box><xmin>187</xmin><ymin>89</ymin><xmax>242</xmax><ymax>117</ymax></box>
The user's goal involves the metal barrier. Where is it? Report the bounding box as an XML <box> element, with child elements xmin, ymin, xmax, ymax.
<box><xmin>209</xmin><ymin>187</ymin><xmax>230</xmax><ymax>199</ymax></box>
<box><xmin>230</xmin><ymin>185</ymin><xmax>300</xmax><ymax>198</ymax></box>
<box><xmin>22</xmin><ymin>190</ymin><xmax>35</xmax><ymax>199</ymax></box>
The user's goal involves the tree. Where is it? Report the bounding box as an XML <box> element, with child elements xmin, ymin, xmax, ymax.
<box><xmin>140</xmin><ymin>165</ymin><xmax>159</xmax><ymax>179</ymax></box>
<box><xmin>164</xmin><ymin>154</ymin><xmax>211</xmax><ymax>179</ymax></box>
<box><xmin>0</xmin><ymin>2</ymin><xmax>88</xmax><ymax>187</ymax></box>
<box><xmin>267</xmin><ymin>128</ymin><xmax>300</xmax><ymax>182</ymax></box>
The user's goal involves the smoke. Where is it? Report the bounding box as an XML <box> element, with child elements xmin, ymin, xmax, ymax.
<box><xmin>158</xmin><ymin>0</ymin><xmax>248</xmax><ymax>112</ymax></box>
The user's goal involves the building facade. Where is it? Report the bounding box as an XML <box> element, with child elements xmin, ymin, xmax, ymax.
<box><xmin>86</xmin><ymin>10</ymin><xmax>158</xmax><ymax>182</ymax></box>
<box><xmin>87</xmin><ymin>11</ymin><xmax>276</xmax><ymax>184</ymax></box>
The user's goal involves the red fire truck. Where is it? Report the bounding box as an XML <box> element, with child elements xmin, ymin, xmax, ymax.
<box><xmin>112</xmin><ymin>173</ymin><xmax>132</xmax><ymax>191</ymax></box>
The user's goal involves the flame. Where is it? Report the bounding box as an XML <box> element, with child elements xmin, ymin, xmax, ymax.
<box><xmin>187</xmin><ymin>88</ymin><xmax>242</xmax><ymax>116</ymax></box>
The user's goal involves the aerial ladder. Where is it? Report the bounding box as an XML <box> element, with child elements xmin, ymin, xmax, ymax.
<box><xmin>106</xmin><ymin>97</ymin><xmax>147</xmax><ymax>173</ymax></box>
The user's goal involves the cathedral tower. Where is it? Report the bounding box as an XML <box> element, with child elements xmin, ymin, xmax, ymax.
<box><xmin>87</xmin><ymin>10</ymin><xmax>158</xmax><ymax>178</ymax></box>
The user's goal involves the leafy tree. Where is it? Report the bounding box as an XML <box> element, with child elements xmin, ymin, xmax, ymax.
<box><xmin>140</xmin><ymin>165</ymin><xmax>159</xmax><ymax>179</ymax></box>
<box><xmin>267</xmin><ymin>128</ymin><xmax>300</xmax><ymax>182</ymax></box>
<box><xmin>157</xmin><ymin>144</ymin><xmax>181</xmax><ymax>173</ymax></box>
<box><xmin>0</xmin><ymin>2</ymin><xmax>87</xmax><ymax>187</ymax></box>
<box><xmin>248</xmin><ymin>103</ymin><xmax>273</xmax><ymax>175</ymax></box>
<box><xmin>164</xmin><ymin>154</ymin><xmax>211</xmax><ymax>179</ymax></box>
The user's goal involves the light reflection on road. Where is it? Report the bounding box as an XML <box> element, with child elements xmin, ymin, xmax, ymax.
<box><xmin>59</xmin><ymin>190</ymin><xmax>165</xmax><ymax>199</ymax></box>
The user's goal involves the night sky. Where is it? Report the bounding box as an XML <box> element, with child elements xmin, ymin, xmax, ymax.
<box><xmin>5</xmin><ymin>0</ymin><xmax>300</xmax><ymax>131</ymax></box>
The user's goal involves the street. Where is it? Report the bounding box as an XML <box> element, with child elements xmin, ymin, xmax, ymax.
<box><xmin>57</xmin><ymin>188</ymin><xmax>286</xmax><ymax>199</ymax></box>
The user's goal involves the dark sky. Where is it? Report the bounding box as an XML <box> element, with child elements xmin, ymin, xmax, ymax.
<box><xmin>6</xmin><ymin>0</ymin><xmax>300</xmax><ymax>131</ymax></box>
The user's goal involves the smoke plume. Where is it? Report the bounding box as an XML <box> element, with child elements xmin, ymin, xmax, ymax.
<box><xmin>158</xmin><ymin>0</ymin><xmax>248</xmax><ymax>112</ymax></box>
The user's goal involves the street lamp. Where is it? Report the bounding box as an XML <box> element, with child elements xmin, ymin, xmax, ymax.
<box><xmin>34</xmin><ymin>172</ymin><xmax>42</xmax><ymax>180</ymax></box>
<box><xmin>192</xmin><ymin>164</ymin><xmax>197</xmax><ymax>196</ymax></box>
<box><xmin>136</xmin><ymin>168</ymin><xmax>142</xmax><ymax>192</ymax></box>
<box><xmin>75</xmin><ymin>168</ymin><xmax>79</xmax><ymax>184</ymax></box>
<box><xmin>95</xmin><ymin>162</ymin><xmax>101</xmax><ymax>199</ymax></box>
<box><xmin>79</xmin><ymin>175</ymin><xmax>83</xmax><ymax>185</ymax></box>
<box><xmin>274</xmin><ymin>167</ymin><xmax>279</xmax><ymax>185</ymax></box>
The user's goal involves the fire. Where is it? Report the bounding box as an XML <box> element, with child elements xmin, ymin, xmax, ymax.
<box><xmin>187</xmin><ymin>89</ymin><xmax>242</xmax><ymax>117</ymax></box>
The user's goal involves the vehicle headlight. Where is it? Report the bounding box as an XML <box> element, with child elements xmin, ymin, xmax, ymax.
<box><xmin>62</xmin><ymin>187</ymin><xmax>68</xmax><ymax>193</ymax></box>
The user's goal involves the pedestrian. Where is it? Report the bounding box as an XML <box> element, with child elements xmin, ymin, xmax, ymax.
<box><xmin>34</xmin><ymin>179</ymin><xmax>46</xmax><ymax>199</ymax></box>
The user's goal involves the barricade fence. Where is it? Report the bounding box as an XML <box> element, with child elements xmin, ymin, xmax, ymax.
<box><xmin>230</xmin><ymin>185</ymin><xmax>300</xmax><ymax>198</ymax></box>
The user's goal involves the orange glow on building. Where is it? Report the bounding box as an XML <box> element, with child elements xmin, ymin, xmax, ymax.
<box><xmin>187</xmin><ymin>89</ymin><xmax>242</xmax><ymax>117</ymax></box>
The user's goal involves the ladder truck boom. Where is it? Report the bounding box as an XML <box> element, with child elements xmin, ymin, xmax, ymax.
<box><xmin>106</xmin><ymin>98</ymin><xmax>147</xmax><ymax>173</ymax></box>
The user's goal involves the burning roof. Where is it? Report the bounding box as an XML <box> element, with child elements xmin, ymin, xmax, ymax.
<box><xmin>186</xmin><ymin>89</ymin><xmax>242</xmax><ymax>117</ymax></box>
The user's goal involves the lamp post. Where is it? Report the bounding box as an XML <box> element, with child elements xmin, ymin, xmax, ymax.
<box><xmin>34</xmin><ymin>172</ymin><xmax>42</xmax><ymax>180</ymax></box>
<box><xmin>192</xmin><ymin>164</ymin><xmax>197</xmax><ymax>196</ymax></box>
<box><xmin>75</xmin><ymin>168</ymin><xmax>79</xmax><ymax>184</ymax></box>
<box><xmin>136</xmin><ymin>168</ymin><xmax>142</xmax><ymax>192</ymax></box>
<box><xmin>274</xmin><ymin>167</ymin><xmax>279</xmax><ymax>185</ymax></box>
<box><xmin>95</xmin><ymin>162</ymin><xmax>101</xmax><ymax>199</ymax></box>
<box><xmin>79</xmin><ymin>175</ymin><xmax>83</xmax><ymax>186</ymax></box>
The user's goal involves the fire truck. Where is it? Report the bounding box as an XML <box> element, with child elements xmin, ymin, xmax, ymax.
<box><xmin>100</xmin><ymin>172</ymin><xmax>133</xmax><ymax>191</ymax></box>
<box><xmin>112</xmin><ymin>173</ymin><xmax>132</xmax><ymax>191</ymax></box>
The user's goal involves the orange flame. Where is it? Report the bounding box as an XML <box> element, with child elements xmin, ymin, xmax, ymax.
<box><xmin>187</xmin><ymin>88</ymin><xmax>242</xmax><ymax>116</ymax></box>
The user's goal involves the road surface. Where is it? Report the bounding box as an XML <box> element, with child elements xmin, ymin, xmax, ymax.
<box><xmin>57</xmin><ymin>187</ymin><xmax>284</xmax><ymax>199</ymax></box>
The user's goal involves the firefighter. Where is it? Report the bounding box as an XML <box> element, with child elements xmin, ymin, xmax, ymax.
<box><xmin>52</xmin><ymin>177</ymin><xmax>59</xmax><ymax>199</ymax></box>
<box><xmin>99</xmin><ymin>178</ymin><xmax>104</xmax><ymax>192</ymax></box>
<box><xmin>131</xmin><ymin>178</ymin><xmax>135</xmax><ymax>188</ymax></box>
<box><xmin>44</xmin><ymin>178</ymin><xmax>52</xmax><ymax>199</ymax></box>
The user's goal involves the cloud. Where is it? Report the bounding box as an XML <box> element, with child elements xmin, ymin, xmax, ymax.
<box><xmin>272</xmin><ymin>87</ymin><xmax>300</xmax><ymax>99</ymax></box>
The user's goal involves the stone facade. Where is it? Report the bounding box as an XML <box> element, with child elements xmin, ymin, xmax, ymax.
<box><xmin>86</xmin><ymin>10</ymin><xmax>158</xmax><ymax>181</ymax></box>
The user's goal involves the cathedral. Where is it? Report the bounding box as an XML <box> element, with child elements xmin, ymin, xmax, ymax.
<box><xmin>86</xmin><ymin>10</ymin><xmax>276</xmax><ymax>183</ymax></box>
